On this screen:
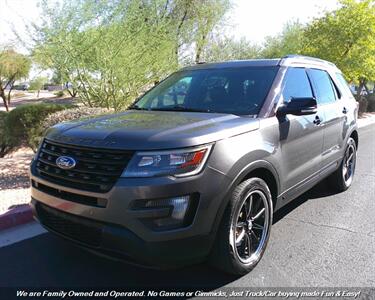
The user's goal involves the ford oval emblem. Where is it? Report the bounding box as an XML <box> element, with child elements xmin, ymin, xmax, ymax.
<box><xmin>56</xmin><ymin>156</ymin><xmax>76</xmax><ymax>170</ymax></box>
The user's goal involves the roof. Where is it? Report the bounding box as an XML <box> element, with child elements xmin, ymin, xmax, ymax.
<box><xmin>279</xmin><ymin>55</ymin><xmax>338</xmax><ymax>70</ymax></box>
<box><xmin>182</xmin><ymin>59</ymin><xmax>280</xmax><ymax>71</ymax></box>
<box><xmin>182</xmin><ymin>55</ymin><xmax>339</xmax><ymax>72</ymax></box>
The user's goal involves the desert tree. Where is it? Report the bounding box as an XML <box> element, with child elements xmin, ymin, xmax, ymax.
<box><xmin>302</xmin><ymin>0</ymin><xmax>375</xmax><ymax>94</ymax></box>
<box><xmin>0</xmin><ymin>48</ymin><xmax>31</xmax><ymax>111</ymax></box>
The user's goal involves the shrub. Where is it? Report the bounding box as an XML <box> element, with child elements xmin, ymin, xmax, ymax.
<box><xmin>6</xmin><ymin>103</ymin><xmax>72</xmax><ymax>151</ymax></box>
<box><xmin>29</xmin><ymin>107</ymin><xmax>114</xmax><ymax>150</ymax></box>
<box><xmin>366</xmin><ymin>94</ymin><xmax>375</xmax><ymax>112</ymax></box>
<box><xmin>0</xmin><ymin>111</ymin><xmax>11</xmax><ymax>157</ymax></box>
<box><xmin>54</xmin><ymin>90</ymin><xmax>65</xmax><ymax>97</ymax></box>
<box><xmin>41</xmin><ymin>107</ymin><xmax>114</xmax><ymax>131</ymax></box>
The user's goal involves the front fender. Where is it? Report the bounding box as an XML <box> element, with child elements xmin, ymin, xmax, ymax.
<box><xmin>208</xmin><ymin>157</ymin><xmax>280</xmax><ymax>246</ymax></box>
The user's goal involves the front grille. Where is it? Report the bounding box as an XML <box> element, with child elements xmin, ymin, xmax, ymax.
<box><xmin>35</xmin><ymin>139</ymin><xmax>134</xmax><ymax>193</ymax></box>
<box><xmin>36</xmin><ymin>202</ymin><xmax>102</xmax><ymax>247</ymax></box>
<box><xmin>32</xmin><ymin>181</ymin><xmax>108</xmax><ymax>207</ymax></box>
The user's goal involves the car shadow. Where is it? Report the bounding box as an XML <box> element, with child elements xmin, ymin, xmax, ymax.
<box><xmin>273</xmin><ymin>178</ymin><xmax>338</xmax><ymax>224</ymax></box>
<box><xmin>1</xmin><ymin>229</ymin><xmax>238</xmax><ymax>289</ymax></box>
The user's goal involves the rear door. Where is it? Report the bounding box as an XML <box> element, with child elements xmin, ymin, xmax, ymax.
<box><xmin>307</xmin><ymin>69</ymin><xmax>346</xmax><ymax>172</ymax></box>
<box><xmin>278</xmin><ymin>67</ymin><xmax>324</xmax><ymax>192</ymax></box>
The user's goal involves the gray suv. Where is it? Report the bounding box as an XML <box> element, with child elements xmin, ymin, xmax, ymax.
<box><xmin>30</xmin><ymin>55</ymin><xmax>358</xmax><ymax>275</ymax></box>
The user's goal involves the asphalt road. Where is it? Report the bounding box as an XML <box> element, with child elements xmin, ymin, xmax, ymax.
<box><xmin>0</xmin><ymin>125</ymin><xmax>374</xmax><ymax>289</ymax></box>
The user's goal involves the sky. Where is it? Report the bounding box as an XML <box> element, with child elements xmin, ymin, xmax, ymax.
<box><xmin>0</xmin><ymin>0</ymin><xmax>339</xmax><ymax>78</ymax></box>
<box><xmin>228</xmin><ymin>0</ymin><xmax>339</xmax><ymax>43</ymax></box>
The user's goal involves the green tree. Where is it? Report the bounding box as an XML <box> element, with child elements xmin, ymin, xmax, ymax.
<box><xmin>164</xmin><ymin>0</ymin><xmax>230</xmax><ymax>64</ymax></box>
<box><xmin>262</xmin><ymin>21</ymin><xmax>305</xmax><ymax>58</ymax></box>
<box><xmin>33</xmin><ymin>0</ymin><xmax>178</xmax><ymax>110</ymax></box>
<box><xmin>302</xmin><ymin>0</ymin><xmax>375</xmax><ymax>94</ymax></box>
<box><xmin>0</xmin><ymin>49</ymin><xmax>31</xmax><ymax>111</ymax></box>
<box><xmin>29</xmin><ymin>76</ymin><xmax>48</xmax><ymax>98</ymax></box>
<box><xmin>190</xmin><ymin>0</ymin><xmax>231</xmax><ymax>63</ymax></box>
<box><xmin>201</xmin><ymin>36</ymin><xmax>261</xmax><ymax>62</ymax></box>
<box><xmin>32</xmin><ymin>0</ymin><xmax>230</xmax><ymax>111</ymax></box>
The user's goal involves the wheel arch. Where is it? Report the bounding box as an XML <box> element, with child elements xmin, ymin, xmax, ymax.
<box><xmin>350</xmin><ymin>129</ymin><xmax>359</xmax><ymax>149</ymax></box>
<box><xmin>242</xmin><ymin>168</ymin><xmax>278</xmax><ymax>209</ymax></box>
<box><xmin>210</xmin><ymin>160</ymin><xmax>280</xmax><ymax>243</ymax></box>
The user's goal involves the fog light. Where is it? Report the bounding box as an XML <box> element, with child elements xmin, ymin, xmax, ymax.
<box><xmin>145</xmin><ymin>196</ymin><xmax>190</xmax><ymax>228</ymax></box>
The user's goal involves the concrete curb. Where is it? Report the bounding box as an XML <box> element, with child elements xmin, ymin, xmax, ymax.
<box><xmin>0</xmin><ymin>204</ymin><xmax>33</xmax><ymax>231</ymax></box>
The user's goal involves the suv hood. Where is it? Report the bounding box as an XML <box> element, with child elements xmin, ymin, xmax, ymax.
<box><xmin>45</xmin><ymin>110</ymin><xmax>259</xmax><ymax>150</ymax></box>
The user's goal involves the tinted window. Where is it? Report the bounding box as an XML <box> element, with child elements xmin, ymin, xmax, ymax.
<box><xmin>134</xmin><ymin>67</ymin><xmax>279</xmax><ymax>115</ymax></box>
<box><xmin>335</xmin><ymin>73</ymin><xmax>354</xmax><ymax>97</ymax></box>
<box><xmin>282</xmin><ymin>68</ymin><xmax>313</xmax><ymax>101</ymax></box>
<box><xmin>309</xmin><ymin>69</ymin><xmax>336</xmax><ymax>104</ymax></box>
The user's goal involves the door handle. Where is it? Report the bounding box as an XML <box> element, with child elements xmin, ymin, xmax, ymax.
<box><xmin>313</xmin><ymin>116</ymin><xmax>321</xmax><ymax>125</ymax></box>
<box><xmin>342</xmin><ymin>107</ymin><xmax>347</xmax><ymax>114</ymax></box>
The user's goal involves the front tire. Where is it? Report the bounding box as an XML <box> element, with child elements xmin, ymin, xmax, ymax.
<box><xmin>209</xmin><ymin>178</ymin><xmax>273</xmax><ymax>275</ymax></box>
<box><xmin>328</xmin><ymin>137</ymin><xmax>357</xmax><ymax>192</ymax></box>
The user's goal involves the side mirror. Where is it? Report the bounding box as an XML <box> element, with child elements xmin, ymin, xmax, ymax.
<box><xmin>277</xmin><ymin>97</ymin><xmax>317</xmax><ymax>117</ymax></box>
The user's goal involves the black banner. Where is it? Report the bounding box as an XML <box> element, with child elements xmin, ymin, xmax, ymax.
<box><xmin>0</xmin><ymin>287</ymin><xmax>374</xmax><ymax>300</ymax></box>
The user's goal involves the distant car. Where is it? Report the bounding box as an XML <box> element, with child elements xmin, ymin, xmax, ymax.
<box><xmin>30</xmin><ymin>55</ymin><xmax>358</xmax><ymax>275</ymax></box>
<box><xmin>13</xmin><ymin>83</ymin><xmax>29</xmax><ymax>91</ymax></box>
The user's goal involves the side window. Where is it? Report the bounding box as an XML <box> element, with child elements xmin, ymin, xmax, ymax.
<box><xmin>308</xmin><ymin>69</ymin><xmax>336</xmax><ymax>105</ymax></box>
<box><xmin>282</xmin><ymin>68</ymin><xmax>313</xmax><ymax>102</ymax></box>
<box><xmin>335</xmin><ymin>73</ymin><xmax>355</xmax><ymax>97</ymax></box>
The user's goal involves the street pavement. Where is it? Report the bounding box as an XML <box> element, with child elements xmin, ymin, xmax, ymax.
<box><xmin>0</xmin><ymin>125</ymin><xmax>374</xmax><ymax>289</ymax></box>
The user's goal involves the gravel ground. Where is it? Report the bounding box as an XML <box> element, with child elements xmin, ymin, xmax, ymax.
<box><xmin>0</xmin><ymin>148</ymin><xmax>33</xmax><ymax>213</ymax></box>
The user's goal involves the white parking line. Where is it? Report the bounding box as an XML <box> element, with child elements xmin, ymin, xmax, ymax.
<box><xmin>0</xmin><ymin>221</ymin><xmax>47</xmax><ymax>248</ymax></box>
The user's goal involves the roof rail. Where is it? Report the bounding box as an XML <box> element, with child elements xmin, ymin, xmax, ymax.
<box><xmin>281</xmin><ymin>54</ymin><xmax>336</xmax><ymax>67</ymax></box>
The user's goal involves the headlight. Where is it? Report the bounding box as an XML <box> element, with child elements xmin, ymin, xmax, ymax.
<box><xmin>121</xmin><ymin>144</ymin><xmax>212</xmax><ymax>178</ymax></box>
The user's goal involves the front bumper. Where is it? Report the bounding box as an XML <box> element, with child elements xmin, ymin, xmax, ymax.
<box><xmin>30</xmin><ymin>163</ymin><xmax>230</xmax><ymax>266</ymax></box>
<box><xmin>31</xmin><ymin>200</ymin><xmax>211</xmax><ymax>267</ymax></box>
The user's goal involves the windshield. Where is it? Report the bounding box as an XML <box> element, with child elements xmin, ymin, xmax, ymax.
<box><xmin>132</xmin><ymin>66</ymin><xmax>279</xmax><ymax>116</ymax></box>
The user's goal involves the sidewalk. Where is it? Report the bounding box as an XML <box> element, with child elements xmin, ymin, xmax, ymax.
<box><xmin>357</xmin><ymin>112</ymin><xmax>375</xmax><ymax>128</ymax></box>
<box><xmin>0</xmin><ymin>92</ymin><xmax>75</xmax><ymax>112</ymax></box>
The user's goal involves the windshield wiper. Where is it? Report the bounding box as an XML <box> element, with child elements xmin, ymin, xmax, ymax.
<box><xmin>128</xmin><ymin>105</ymin><xmax>149</xmax><ymax>110</ymax></box>
<box><xmin>129</xmin><ymin>104</ymin><xmax>214</xmax><ymax>113</ymax></box>
<box><xmin>150</xmin><ymin>105</ymin><xmax>213</xmax><ymax>113</ymax></box>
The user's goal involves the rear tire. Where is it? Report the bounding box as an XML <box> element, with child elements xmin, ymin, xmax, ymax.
<box><xmin>328</xmin><ymin>137</ymin><xmax>357</xmax><ymax>192</ymax></box>
<box><xmin>209</xmin><ymin>178</ymin><xmax>273</xmax><ymax>275</ymax></box>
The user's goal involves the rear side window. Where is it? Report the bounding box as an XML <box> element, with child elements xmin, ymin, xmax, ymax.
<box><xmin>282</xmin><ymin>68</ymin><xmax>313</xmax><ymax>101</ymax></box>
<box><xmin>308</xmin><ymin>69</ymin><xmax>336</xmax><ymax>104</ymax></box>
<box><xmin>335</xmin><ymin>73</ymin><xmax>354</xmax><ymax>97</ymax></box>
